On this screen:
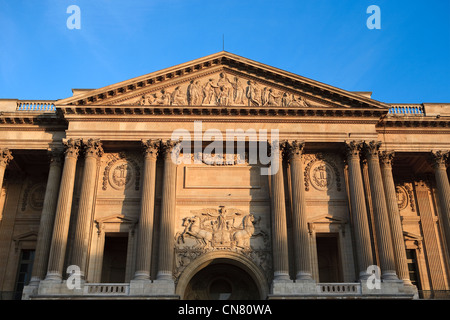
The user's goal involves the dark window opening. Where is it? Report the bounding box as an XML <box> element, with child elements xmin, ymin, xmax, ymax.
<box><xmin>14</xmin><ymin>250</ymin><xmax>35</xmax><ymax>300</ymax></box>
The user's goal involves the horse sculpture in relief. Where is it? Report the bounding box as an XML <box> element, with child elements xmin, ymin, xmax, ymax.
<box><xmin>176</xmin><ymin>207</ymin><xmax>264</xmax><ymax>250</ymax></box>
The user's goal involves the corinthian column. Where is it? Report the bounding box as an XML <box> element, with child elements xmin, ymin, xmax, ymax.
<box><xmin>431</xmin><ymin>150</ymin><xmax>450</xmax><ymax>257</ymax></box>
<box><xmin>71</xmin><ymin>139</ymin><xmax>103</xmax><ymax>279</ymax></box>
<box><xmin>344</xmin><ymin>141</ymin><xmax>373</xmax><ymax>280</ymax></box>
<box><xmin>0</xmin><ymin>148</ymin><xmax>13</xmax><ymax>190</ymax></box>
<box><xmin>134</xmin><ymin>139</ymin><xmax>160</xmax><ymax>280</ymax></box>
<box><xmin>364</xmin><ymin>141</ymin><xmax>398</xmax><ymax>281</ymax></box>
<box><xmin>379</xmin><ymin>151</ymin><xmax>411</xmax><ymax>285</ymax></box>
<box><xmin>29</xmin><ymin>149</ymin><xmax>63</xmax><ymax>285</ymax></box>
<box><xmin>285</xmin><ymin>140</ymin><xmax>313</xmax><ymax>281</ymax></box>
<box><xmin>45</xmin><ymin>139</ymin><xmax>81</xmax><ymax>281</ymax></box>
<box><xmin>156</xmin><ymin>140</ymin><xmax>178</xmax><ymax>281</ymax></box>
<box><xmin>270</xmin><ymin>141</ymin><xmax>290</xmax><ymax>281</ymax></box>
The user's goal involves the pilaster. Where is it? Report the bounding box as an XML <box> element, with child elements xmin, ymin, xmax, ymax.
<box><xmin>379</xmin><ymin>151</ymin><xmax>412</xmax><ymax>285</ymax></box>
<box><xmin>269</xmin><ymin>141</ymin><xmax>290</xmax><ymax>282</ymax></box>
<box><xmin>29</xmin><ymin>149</ymin><xmax>64</xmax><ymax>286</ymax></box>
<box><xmin>344</xmin><ymin>140</ymin><xmax>373</xmax><ymax>280</ymax></box>
<box><xmin>430</xmin><ymin>150</ymin><xmax>450</xmax><ymax>259</ymax></box>
<box><xmin>364</xmin><ymin>141</ymin><xmax>399</xmax><ymax>281</ymax></box>
<box><xmin>156</xmin><ymin>140</ymin><xmax>178</xmax><ymax>282</ymax></box>
<box><xmin>45</xmin><ymin>138</ymin><xmax>81</xmax><ymax>282</ymax></box>
<box><xmin>71</xmin><ymin>139</ymin><xmax>104</xmax><ymax>279</ymax></box>
<box><xmin>284</xmin><ymin>140</ymin><xmax>313</xmax><ymax>282</ymax></box>
<box><xmin>134</xmin><ymin>139</ymin><xmax>160</xmax><ymax>280</ymax></box>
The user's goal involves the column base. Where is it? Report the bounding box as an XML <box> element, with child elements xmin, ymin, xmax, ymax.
<box><xmin>270</xmin><ymin>278</ymin><xmax>317</xmax><ymax>297</ymax></box>
<box><xmin>361</xmin><ymin>279</ymin><xmax>418</xmax><ymax>298</ymax></box>
<box><xmin>295</xmin><ymin>271</ymin><xmax>315</xmax><ymax>282</ymax></box>
<box><xmin>129</xmin><ymin>279</ymin><xmax>176</xmax><ymax>296</ymax></box>
<box><xmin>133</xmin><ymin>271</ymin><xmax>150</xmax><ymax>281</ymax></box>
<box><xmin>268</xmin><ymin>279</ymin><xmax>417</xmax><ymax>299</ymax></box>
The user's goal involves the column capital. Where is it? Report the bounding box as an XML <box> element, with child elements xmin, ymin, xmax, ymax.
<box><xmin>283</xmin><ymin>140</ymin><xmax>305</xmax><ymax>160</ymax></box>
<box><xmin>379</xmin><ymin>150</ymin><xmax>395</xmax><ymax>168</ymax></box>
<box><xmin>47</xmin><ymin>148</ymin><xmax>64</xmax><ymax>167</ymax></box>
<box><xmin>142</xmin><ymin>139</ymin><xmax>161</xmax><ymax>160</ymax></box>
<box><xmin>344</xmin><ymin>140</ymin><xmax>364</xmax><ymax>159</ymax></box>
<box><xmin>161</xmin><ymin>139</ymin><xmax>180</xmax><ymax>160</ymax></box>
<box><xmin>62</xmin><ymin>138</ymin><xmax>82</xmax><ymax>159</ymax></box>
<box><xmin>82</xmin><ymin>138</ymin><xmax>104</xmax><ymax>158</ymax></box>
<box><xmin>364</xmin><ymin>140</ymin><xmax>382</xmax><ymax>158</ymax></box>
<box><xmin>430</xmin><ymin>150</ymin><xmax>449</xmax><ymax>169</ymax></box>
<box><xmin>0</xmin><ymin>148</ymin><xmax>13</xmax><ymax>167</ymax></box>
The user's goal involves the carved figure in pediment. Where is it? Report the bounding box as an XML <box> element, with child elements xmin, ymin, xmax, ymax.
<box><xmin>281</xmin><ymin>92</ymin><xmax>292</xmax><ymax>107</ymax></box>
<box><xmin>246</xmin><ymin>80</ymin><xmax>261</xmax><ymax>106</ymax></box>
<box><xmin>202</xmin><ymin>78</ymin><xmax>219</xmax><ymax>105</ymax></box>
<box><xmin>217</xmin><ymin>72</ymin><xmax>232</xmax><ymax>89</ymax></box>
<box><xmin>261</xmin><ymin>87</ymin><xmax>269</xmax><ymax>106</ymax></box>
<box><xmin>151</xmin><ymin>89</ymin><xmax>171</xmax><ymax>105</ymax></box>
<box><xmin>267</xmin><ymin>88</ymin><xmax>280</xmax><ymax>106</ymax></box>
<box><xmin>171</xmin><ymin>86</ymin><xmax>186</xmax><ymax>105</ymax></box>
<box><xmin>138</xmin><ymin>95</ymin><xmax>148</xmax><ymax>106</ymax></box>
<box><xmin>187</xmin><ymin>80</ymin><xmax>201</xmax><ymax>105</ymax></box>
<box><xmin>290</xmin><ymin>95</ymin><xmax>310</xmax><ymax>107</ymax></box>
<box><xmin>217</xmin><ymin>84</ymin><xmax>231</xmax><ymax>106</ymax></box>
<box><xmin>231</xmin><ymin>76</ymin><xmax>245</xmax><ymax>104</ymax></box>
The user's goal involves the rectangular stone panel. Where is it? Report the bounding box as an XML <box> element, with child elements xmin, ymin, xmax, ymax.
<box><xmin>184</xmin><ymin>166</ymin><xmax>260</xmax><ymax>189</ymax></box>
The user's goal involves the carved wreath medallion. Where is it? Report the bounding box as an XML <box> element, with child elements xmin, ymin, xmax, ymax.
<box><xmin>309</xmin><ymin>161</ymin><xmax>334</xmax><ymax>191</ymax></box>
<box><xmin>102</xmin><ymin>152</ymin><xmax>140</xmax><ymax>191</ymax></box>
<box><xmin>304</xmin><ymin>153</ymin><xmax>341</xmax><ymax>192</ymax></box>
<box><xmin>396</xmin><ymin>185</ymin><xmax>409</xmax><ymax>211</ymax></box>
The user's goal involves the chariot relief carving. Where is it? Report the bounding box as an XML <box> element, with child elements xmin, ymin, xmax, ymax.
<box><xmin>176</xmin><ymin>206</ymin><xmax>268</xmax><ymax>250</ymax></box>
<box><xmin>174</xmin><ymin>206</ymin><xmax>272</xmax><ymax>282</ymax></box>
<box><xmin>123</xmin><ymin>71</ymin><xmax>318</xmax><ymax>108</ymax></box>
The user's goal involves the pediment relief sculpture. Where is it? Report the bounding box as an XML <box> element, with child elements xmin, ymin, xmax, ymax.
<box><xmin>113</xmin><ymin>71</ymin><xmax>322</xmax><ymax>108</ymax></box>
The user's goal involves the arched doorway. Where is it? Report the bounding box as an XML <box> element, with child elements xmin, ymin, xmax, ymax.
<box><xmin>176</xmin><ymin>252</ymin><xmax>269</xmax><ymax>300</ymax></box>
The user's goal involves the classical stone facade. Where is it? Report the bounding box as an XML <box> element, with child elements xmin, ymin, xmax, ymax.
<box><xmin>0</xmin><ymin>52</ymin><xmax>449</xmax><ymax>300</ymax></box>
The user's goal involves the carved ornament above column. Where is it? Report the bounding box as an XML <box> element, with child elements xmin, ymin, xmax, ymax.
<box><xmin>48</xmin><ymin>148</ymin><xmax>64</xmax><ymax>167</ymax></box>
<box><xmin>82</xmin><ymin>138</ymin><xmax>104</xmax><ymax>159</ymax></box>
<box><xmin>343</xmin><ymin>140</ymin><xmax>364</xmax><ymax>159</ymax></box>
<box><xmin>379</xmin><ymin>150</ymin><xmax>395</xmax><ymax>168</ymax></box>
<box><xmin>141</xmin><ymin>139</ymin><xmax>161</xmax><ymax>161</ymax></box>
<box><xmin>0</xmin><ymin>148</ymin><xmax>13</xmax><ymax>167</ymax></box>
<box><xmin>364</xmin><ymin>140</ymin><xmax>382</xmax><ymax>158</ymax></box>
<box><xmin>430</xmin><ymin>150</ymin><xmax>449</xmax><ymax>169</ymax></box>
<box><xmin>161</xmin><ymin>139</ymin><xmax>180</xmax><ymax>161</ymax></box>
<box><xmin>62</xmin><ymin>138</ymin><xmax>82</xmax><ymax>159</ymax></box>
<box><xmin>283</xmin><ymin>140</ymin><xmax>305</xmax><ymax>160</ymax></box>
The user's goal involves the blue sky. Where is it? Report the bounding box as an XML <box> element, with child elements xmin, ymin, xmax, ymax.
<box><xmin>0</xmin><ymin>0</ymin><xmax>449</xmax><ymax>103</ymax></box>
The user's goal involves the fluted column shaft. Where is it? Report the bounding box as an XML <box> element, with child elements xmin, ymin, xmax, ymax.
<box><xmin>379</xmin><ymin>151</ymin><xmax>411</xmax><ymax>285</ymax></box>
<box><xmin>134</xmin><ymin>140</ymin><xmax>160</xmax><ymax>280</ymax></box>
<box><xmin>30</xmin><ymin>150</ymin><xmax>63</xmax><ymax>284</ymax></box>
<box><xmin>156</xmin><ymin>140</ymin><xmax>178</xmax><ymax>281</ymax></box>
<box><xmin>71</xmin><ymin>139</ymin><xmax>103</xmax><ymax>278</ymax></box>
<box><xmin>285</xmin><ymin>140</ymin><xmax>313</xmax><ymax>281</ymax></box>
<box><xmin>365</xmin><ymin>141</ymin><xmax>398</xmax><ymax>281</ymax></box>
<box><xmin>46</xmin><ymin>139</ymin><xmax>81</xmax><ymax>281</ymax></box>
<box><xmin>431</xmin><ymin>150</ymin><xmax>450</xmax><ymax>257</ymax></box>
<box><xmin>0</xmin><ymin>148</ymin><xmax>13</xmax><ymax>191</ymax></box>
<box><xmin>344</xmin><ymin>141</ymin><xmax>373</xmax><ymax>280</ymax></box>
<box><xmin>270</xmin><ymin>142</ymin><xmax>290</xmax><ymax>280</ymax></box>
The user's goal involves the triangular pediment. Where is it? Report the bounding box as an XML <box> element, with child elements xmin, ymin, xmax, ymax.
<box><xmin>57</xmin><ymin>52</ymin><xmax>389</xmax><ymax>111</ymax></box>
<box><xmin>309</xmin><ymin>214</ymin><xmax>347</xmax><ymax>224</ymax></box>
